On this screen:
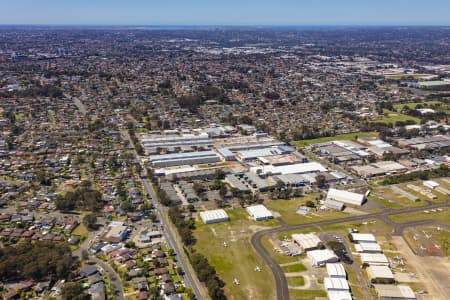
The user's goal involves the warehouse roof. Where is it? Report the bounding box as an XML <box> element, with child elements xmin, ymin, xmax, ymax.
<box><xmin>291</xmin><ymin>233</ymin><xmax>321</xmax><ymax>250</ymax></box>
<box><xmin>350</xmin><ymin>233</ymin><xmax>377</xmax><ymax>243</ymax></box>
<box><xmin>327</xmin><ymin>188</ymin><xmax>365</xmax><ymax>206</ymax></box>
<box><xmin>355</xmin><ymin>242</ymin><xmax>382</xmax><ymax>253</ymax></box>
<box><xmin>246</xmin><ymin>205</ymin><xmax>273</xmax><ymax>220</ymax></box>
<box><xmin>374</xmin><ymin>284</ymin><xmax>416</xmax><ymax>299</ymax></box>
<box><xmin>199</xmin><ymin>209</ymin><xmax>229</xmax><ymax>223</ymax></box>
<box><xmin>327</xmin><ymin>290</ymin><xmax>353</xmax><ymax>300</ymax></box>
<box><xmin>367</xmin><ymin>265</ymin><xmax>394</xmax><ymax>280</ymax></box>
<box><xmin>150</xmin><ymin>150</ymin><xmax>217</xmax><ymax>161</ymax></box>
<box><xmin>360</xmin><ymin>253</ymin><xmax>389</xmax><ymax>265</ymax></box>
<box><xmin>326</xmin><ymin>263</ymin><xmax>346</xmax><ymax>278</ymax></box>
<box><xmin>252</xmin><ymin>162</ymin><xmax>327</xmax><ymax>176</ymax></box>
<box><xmin>324</xmin><ymin>277</ymin><xmax>350</xmax><ymax>291</ymax></box>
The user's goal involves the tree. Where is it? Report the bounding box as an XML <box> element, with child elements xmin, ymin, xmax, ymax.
<box><xmin>62</xmin><ymin>282</ymin><xmax>89</xmax><ymax>300</ymax></box>
<box><xmin>305</xmin><ymin>200</ymin><xmax>316</xmax><ymax>208</ymax></box>
<box><xmin>219</xmin><ymin>185</ymin><xmax>228</xmax><ymax>198</ymax></box>
<box><xmin>82</xmin><ymin>213</ymin><xmax>98</xmax><ymax>230</ymax></box>
<box><xmin>315</xmin><ymin>174</ymin><xmax>326</xmax><ymax>188</ymax></box>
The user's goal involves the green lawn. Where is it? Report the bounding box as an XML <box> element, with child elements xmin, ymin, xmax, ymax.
<box><xmin>194</xmin><ymin>208</ymin><xmax>278</xmax><ymax>300</ymax></box>
<box><xmin>261</xmin><ymin>236</ymin><xmax>300</xmax><ymax>265</ymax></box>
<box><xmin>368</xmin><ymin>186</ymin><xmax>427</xmax><ymax>209</ymax></box>
<box><xmin>371</xmin><ymin>109</ymin><xmax>420</xmax><ymax>125</ymax></box>
<box><xmin>287</xmin><ymin>276</ymin><xmax>305</xmax><ymax>286</ymax></box>
<box><xmin>72</xmin><ymin>223</ymin><xmax>89</xmax><ymax>238</ymax></box>
<box><xmin>393</xmin><ymin>101</ymin><xmax>443</xmax><ymax>110</ymax></box>
<box><xmin>293</xmin><ymin>132</ymin><xmax>378</xmax><ymax>147</ymax></box>
<box><xmin>389</xmin><ymin>208</ymin><xmax>450</xmax><ymax>224</ymax></box>
<box><xmin>289</xmin><ymin>289</ymin><xmax>327</xmax><ymax>300</ymax></box>
<box><xmin>282</xmin><ymin>263</ymin><xmax>307</xmax><ymax>273</ymax></box>
<box><xmin>265</xmin><ymin>195</ymin><xmax>350</xmax><ymax>225</ymax></box>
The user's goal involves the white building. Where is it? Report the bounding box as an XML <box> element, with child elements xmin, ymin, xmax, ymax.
<box><xmin>366</xmin><ymin>265</ymin><xmax>395</xmax><ymax>284</ymax></box>
<box><xmin>246</xmin><ymin>205</ymin><xmax>274</xmax><ymax>221</ymax></box>
<box><xmin>324</xmin><ymin>277</ymin><xmax>350</xmax><ymax>291</ymax></box>
<box><xmin>326</xmin><ymin>188</ymin><xmax>366</xmax><ymax>206</ymax></box>
<box><xmin>291</xmin><ymin>233</ymin><xmax>321</xmax><ymax>251</ymax></box>
<box><xmin>327</xmin><ymin>290</ymin><xmax>353</xmax><ymax>300</ymax></box>
<box><xmin>200</xmin><ymin>209</ymin><xmax>229</xmax><ymax>224</ymax></box>
<box><xmin>350</xmin><ymin>233</ymin><xmax>377</xmax><ymax>243</ymax></box>
<box><xmin>423</xmin><ymin>180</ymin><xmax>439</xmax><ymax>189</ymax></box>
<box><xmin>354</xmin><ymin>242</ymin><xmax>382</xmax><ymax>253</ymax></box>
<box><xmin>326</xmin><ymin>263</ymin><xmax>346</xmax><ymax>279</ymax></box>
<box><xmin>374</xmin><ymin>284</ymin><xmax>416</xmax><ymax>300</ymax></box>
<box><xmin>360</xmin><ymin>253</ymin><xmax>389</xmax><ymax>266</ymax></box>
<box><xmin>307</xmin><ymin>249</ymin><xmax>339</xmax><ymax>267</ymax></box>
<box><xmin>251</xmin><ymin>162</ymin><xmax>327</xmax><ymax>176</ymax></box>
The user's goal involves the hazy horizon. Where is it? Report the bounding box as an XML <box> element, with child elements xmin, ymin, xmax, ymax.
<box><xmin>1</xmin><ymin>0</ymin><xmax>449</xmax><ymax>26</ymax></box>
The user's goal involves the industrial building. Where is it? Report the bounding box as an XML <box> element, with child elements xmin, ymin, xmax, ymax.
<box><xmin>366</xmin><ymin>265</ymin><xmax>395</xmax><ymax>284</ymax></box>
<box><xmin>246</xmin><ymin>205</ymin><xmax>274</xmax><ymax>221</ymax></box>
<box><xmin>216</xmin><ymin>147</ymin><xmax>236</xmax><ymax>161</ymax></box>
<box><xmin>323</xmin><ymin>199</ymin><xmax>345</xmax><ymax>211</ymax></box>
<box><xmin>291</xmin><ymin>233</ymin><xmax>322</xmax><ymax>251</ymax></box>
<box><xmin>251</xmin><ymin>162</ymin><xmax>327</xmax><ymax>176</ymax></box>
<box><xmin>351</xmin><ymin>161</ymin><xmax>407</xmax><ymax>178</ymax></box>
<box><xmin>141</xmin><ymin>133</ymin><xmax>213</xmax><ymax>153</ymax></box>
<box><xmin>149</xmin><ymin>151</ymin><xmax>221</xmax><ymax>168</ymax></box>
<box><xmin>326</xmin><ymin>263</ymin><xmax>346</xmax><ymax>279</ymax></box>
<box><xmin>324</xmin><ymin>277</ymin><xmax>350</xmax><ymax>291</ymax></box>
<box><xmin>423</xmin><ymin>180</ymin><xmax>439</xmax><ymax>189</ymax></box>
<box><xmin>350</xmin><ymin>233</ymin><xmax>377</xmax><ymax>243</ymax></box>
<box><xmin>374</xmin><ymin>284</ymin><xmax>416</xmax><ymax>300</ymax></box>
<box><xmin>159</xmin><ymin>182</ymin><xmax>182</xmax><ymax>205</ymax></box>
<box><xmin>226</xmin><ymin>172</ymin><xmax>275</xmax><ymax>192</ymax></box>
<box><xmin>235</xmin><ymin>146</ymin><xmax>292</xmax><ymax>162</ymax></box>
<box><xmin>355</xmin><ymin>242</ymin><xmax>382</xmax><ymax>253</ymax></box>
<box><xmin>101</xmin><ymin>221</ymin><xmax>128</xmax><ymax>243</ymax></box>
<box><xmin>360</xmin><ymin>253</ymin><xmax>389</xmax><ymax>267</ymax></box>
<box><xmin>200</xmin><ymin>209</ymin><xmax>230</xmax><ymax>224</ymax></box>
<box><xmin>307</xmin><ymin>249</ymin><xmax>339</xmax><ymax>267</ymax></box>
<box><xmin>258</xmin><ymin>153</ymin><xmax>305</xmax><ymax>166</ymax></box>
<box><xmin>326</xmin><ymin>290</ymin><xmax>353</xmax><ymax>300</ymax></box>
<box><xmin>326</xmin><ymin>188</ymin><xmax>366</xmax><ymax>206</ymax></box>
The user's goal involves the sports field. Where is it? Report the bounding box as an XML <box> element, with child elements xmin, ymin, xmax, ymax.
<box><xmin>293</xmin><ymin>132</ymin><xmax>378</xmax><ymax>147</ymax></box>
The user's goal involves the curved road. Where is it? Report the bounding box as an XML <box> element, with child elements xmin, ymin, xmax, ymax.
<box><xmin>251</xmin><ymin>200</ymin><xmax>450</xmax><ymax>300</ymax></box>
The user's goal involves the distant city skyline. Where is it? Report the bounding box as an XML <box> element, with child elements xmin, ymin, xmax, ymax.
<box><xmin>1</xmin><ymin>0</ymin><xmax>450</xmax><ymax>26</ymax></box>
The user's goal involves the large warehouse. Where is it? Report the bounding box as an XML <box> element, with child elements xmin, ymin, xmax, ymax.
<box><xmin>200</xmin><ymin>209</ymin><xmax>230</xmax><ymax>224</ymax></box>
<box><xmin>366</xmin><ymin>265</ymin><xmax>395</xmax><ymax>284</ymax></box>
<box><xmin>374</xmin><ymin>284</ymin><xmax>416</xmax><ymax>300</ymax></box>
<box><xmin>326</xmin><ymin>188</ymin><xmax>366</xmax><ymax>206</ymax></box>
<box><xmin>307</xmin><ymin>249</ymin><xmax>339</xmax><ymax>267</ymax></box>
<box><xmin>324</xmin><ymin>277</ymin><xmax>350</xmax><ymax>291</ymax></box>
<box><xmin>291</xmin><ymin>233</ymin><xmax>321</xmax><ymax>251</ymax></box>
<box><xmin>326</xmin><ymin>263</ymin><xmax>346</xmax><ymax>279</ymax></box>
<box><xmin>141</xmin><ymin>133</ymin><xmax>213</xmax><ymax>153</ymax></box>
<box><xmin>360</xmin><ymin>253</ymin><xmax>389</xmax><ymax>266</ymax></box>
<box><xmin>149</xmin><ymin>150</ymin><xmax>221</xmax><ymax>168</ymax></box>
<box><xmin>251</xmin><ymin>162</ymin><xmax>327</xmax><ymax>176</ymax></box>
<box><xmin>246</xmin><ymin>205</ymin><xmax>274</xmax><ymax>221</ymax></box>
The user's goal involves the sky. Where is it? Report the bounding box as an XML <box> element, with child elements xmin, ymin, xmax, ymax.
<box><xmin>0</xmin><ymin>0</ymin><xmax>449</xmax><ymax>26</ymax></box>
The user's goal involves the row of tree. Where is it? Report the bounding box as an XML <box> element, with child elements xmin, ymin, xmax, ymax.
<box><xmin>382</xmin><ymin>164</ymin><xmax>449</xmax><ymax>185</ymax></box>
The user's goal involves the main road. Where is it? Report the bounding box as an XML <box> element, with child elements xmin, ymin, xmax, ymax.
<box><xmin>251</xmin><ymin>200</ymin><xmax>450</xmax><ymax>300</ymax></box>
<box><xmin>120</xmin><ymin>129</ymin><xmax>205</xmax><ymax>300</ymax></box>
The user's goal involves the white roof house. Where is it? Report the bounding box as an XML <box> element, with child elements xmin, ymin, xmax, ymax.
<box><xmin>366</xmin><ymin>265</ymin><xmax>395</xmax><ymax>283</ymax></box>
<box><xmin>246</xmin><ymin>204</ymin><xmax>274</xmax><ymax>221</ymax></box>
<box><xmin>200</xmin><ymin>209</ymin><xmax>229</xmax><ymax>224</ymax></box>
<box><xmin>350</xmin><ymin>233</ymin><xmax>377</xmax><ymax>243</ymax></box>
<box><xmin>326</xmin><ymin>263</ymin><xmax>346</xmax><ymax>278</ymax></box>
<box><xmin>327</xmin><ymin>290</ymin><xmax>353</xmax><ymax>300</ymax></box>
<box><xmin>307</xmin><ymin>249</ymin><xmax>339</xmax><ymax>267</ymax></box>
<box><xmin>291</xmin><ymin>233</ymin><xmax>321</xmax><ymax>251</ymax></box>
<box><xmin>324</xmin><ymin>277</ymin><xmax>350</xmax><ymax>291</ymax></box>
<box><xmin>360</xmin><ymin>253</ymin><xmax>389</xmax><ymax>266</ymax></box>
<box><xmin>326</xmin><ymin>188</ymin><xmax>366</xmax><ymax>206</ymax></box>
